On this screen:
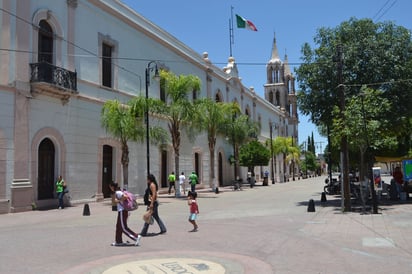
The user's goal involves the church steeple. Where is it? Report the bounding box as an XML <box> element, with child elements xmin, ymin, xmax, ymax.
<box><xmin>284</xmin><ymin>54</ymin><xmax>292</xmax><ymax>77</ymax></box>
<box><xmin>267</xmin><ymin>33</ymin><xmax>283</xmax><ymax>84</ymax></box>
<box><xmin>270</xmin><ymin>33</ymin><xmax>281</xmax><ymax>63</ymax></box>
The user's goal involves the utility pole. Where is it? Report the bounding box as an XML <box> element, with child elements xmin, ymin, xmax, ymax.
<box><xmin>337</xmin><ymin>44</ymin><xmax>351</xmax><ymax>212</ymax></box>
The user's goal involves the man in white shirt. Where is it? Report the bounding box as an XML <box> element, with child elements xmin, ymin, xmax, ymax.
<box><xmin>178</xmin><ymin>172</ymin><xmax>186</xmax><ymax>197</ymax></box>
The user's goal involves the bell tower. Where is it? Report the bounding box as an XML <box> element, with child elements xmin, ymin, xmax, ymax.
<box><xmin>264</xmin><ymin>34</ymin><xmax>298</xmax><ymax>141</ymax></box>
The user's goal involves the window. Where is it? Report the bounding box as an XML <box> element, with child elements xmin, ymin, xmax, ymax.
<box><xmin>192</xmin><ymin>89</ymin><xmax>198</xmax><ymax>101</ymax></box>
<box><xmin>102</xmin><ymin>43</ymin><xmax>113</xmax><ymax>88</ymax></box>
<box><xmin>38</xmin><ymin>20</ymin><xmax>53</xmax><ymax>64</ymax></box>
<box><xmin>160</xmin><ymin>78</ymin><xmax>166</xmax><ymax>102</ymax></box>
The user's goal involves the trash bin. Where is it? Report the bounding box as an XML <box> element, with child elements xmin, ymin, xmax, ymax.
<box><xmin>263</xmin><ymin>177</ymin><xmax>268</xmax><ymax>186</ymax></box>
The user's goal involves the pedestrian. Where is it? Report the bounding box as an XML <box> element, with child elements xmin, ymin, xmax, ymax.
<box><xmin>393</xmin><ymin>166</ymin><xmax>404</xmax><ymax>198</ymax></box>
<box><xmin>168</xmin><ymin>171</ymin><xmax>176</xmax><ymax>195</ymax></box>
<box><xmin>141</xmin><ymin>174</ymin><xmax>167</xmax><ymax>236</ymax></box>
<box><xmin>187</xmin><ymin>191</ymin><xmax>199</xmax><ymax>232</ymax></box>
<box><xmin>189</xmin><ymin>171</ymin><xmax>198</xmax><ymax>193</ymax></box>
<box><xmin>178</xmin><ymin>172</ymin><xmax>186</xmax><ymax>196</ymax></box>
<box><xmin>109</xmin><ymin>182</ymin><xmax>141</xmax><ymax>246</ymax></box>
<box><xmin>56</xmin><ymin>175</ymin><xmax>66</xmax><ymax>209</ymax></box>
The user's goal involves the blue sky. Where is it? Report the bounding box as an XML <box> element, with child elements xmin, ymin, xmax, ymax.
<box><xmin>121</xmin><ymin>0</ymin><xmax>411</xmax><ymax>154</ymax></box>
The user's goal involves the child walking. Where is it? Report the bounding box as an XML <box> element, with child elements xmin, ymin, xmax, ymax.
<box><xmin>109</xmin><ymin>182</ymin><xmax>141</xmax><ymax>246</ymax></box>
<box><xmin>187</xmin><ymin>191</ymin><xmax>199</xmax><ymax>232</ymax></box>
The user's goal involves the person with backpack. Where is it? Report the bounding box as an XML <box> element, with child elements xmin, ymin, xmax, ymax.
<box><xmin>109</xmin><ymin>182</ymin><xmax>141</xmax><ymax>246</ymax></box>
<box><xmin>140</xmin><ymin>174</ymin><xmax>167</xmax><ymax>236</ymax></box>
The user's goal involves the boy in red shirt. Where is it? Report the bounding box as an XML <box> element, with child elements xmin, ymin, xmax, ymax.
<box><xmin>187</xmin><ymin>191</ymin><xmax>199</xmax><ymax>232</ymax></box>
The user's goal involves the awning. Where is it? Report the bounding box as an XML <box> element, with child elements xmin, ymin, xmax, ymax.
<box><xmin>375</xmin><ymin>156</ymin><xmax>411</xmax><ymax>163</ymax></box>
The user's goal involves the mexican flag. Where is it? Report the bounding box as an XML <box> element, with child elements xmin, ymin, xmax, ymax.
<box><xmin>235</xmin><ymin>14</ymin><xmax>258</xmax><ymax>31</ymax></box>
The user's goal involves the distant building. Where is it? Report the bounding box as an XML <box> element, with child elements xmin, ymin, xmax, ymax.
<box><xmin>0</xmin><ymin>0</ymin><xmax>297</xmax><ymax>213</ymax></box>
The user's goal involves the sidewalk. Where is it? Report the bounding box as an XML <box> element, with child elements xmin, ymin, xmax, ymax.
<box><xmin>1</xmin><ymin>175</ymin><xmax>412</xmax><ymax>274</ymax></box>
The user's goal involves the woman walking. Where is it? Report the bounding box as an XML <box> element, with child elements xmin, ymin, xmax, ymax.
<box><xmin>109</xmin><ymin>182</ymin><xmax>141</xmax><ymax>246</ymax></box>
<box><xmin>141</xmin><ymin>174</ymin><xmax>167</xmax><ymax>236</ymax></box>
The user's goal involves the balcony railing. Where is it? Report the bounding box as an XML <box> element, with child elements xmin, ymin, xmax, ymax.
<box><xmin>30</xmin><ymin>62</ymin><xmax>77</xmax><ymax>91</ymax></box>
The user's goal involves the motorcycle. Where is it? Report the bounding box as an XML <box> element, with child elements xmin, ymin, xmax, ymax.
<box><xmin>324</xmin><ymin>177</ymin><xmax>341</xmax><ymax>195</ymax></box>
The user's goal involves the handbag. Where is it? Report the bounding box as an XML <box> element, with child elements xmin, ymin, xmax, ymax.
<box><xmin>143</xmin><ymin>210</ymin><xmax>154</xmax><ymax>225</ymax></box>
<box><xmin>63</xmin><ymin>182</ymin><xmax>69</xmax><ymax>193</ymax></box>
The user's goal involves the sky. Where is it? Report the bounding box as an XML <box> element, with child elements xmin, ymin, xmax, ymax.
<box><xmin>121</xmin><ymin>0</ymin><xmax>411</xmax><ymax>154</ymax></box>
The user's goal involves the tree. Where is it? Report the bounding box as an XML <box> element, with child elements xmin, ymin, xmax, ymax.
<box><xmin>331</xmin><ymin>86</ymin><xmax>397</xmax><ymax>181</ymax></box>
<box><xmin>239</xmin><ymin>140</ymin><xmax>270</xmax><ymax>177</ymax></box>
<box><xmin>101</xmin><ymin>100</ymin><xmax>138</xmax><ymax>188</ymax></box>
<box><xmin>286</xmin><ymin>145</ymin><xmax>300</xmax><ymax>180</ymax></box>
<box><xmin>102</xmin><ymin>98</ymin><xmax>168</xmax><ymax>188</ymax></box>
<box><xmin>193</xmin><ymin>98</ymin><xmax>231</xmax><ymax>187</ymax></box>
<box><xmin>296</xmin><ymin>18</ymin><xmax>412</xmax><ymax>211</ymax></box>
<box><xmin>273</xmin><ymin>136</ymin><xmax>294</xmax><ymax>182</ymax></box>
<box><xmin>154</xmin><ymin>70</ymin><xmax>201</xmax><ymax>178</ymax></box>
<box><xmin>297</xmin><ymin>18</ymin><xmax>412</xmax><ymax>138</ymax></box>
<box><xmin>221</xmin><ymin>102</ymin><xmax>260</xmax><ymax>180</ymax></box>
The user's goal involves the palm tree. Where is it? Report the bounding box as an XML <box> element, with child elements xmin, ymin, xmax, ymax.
<box><xmin>273</xmin><ymin>136</ymin><xmax>294</xmax><ymax>182</ymax></box>
<box><xmin>286</xmin><ymin>145</ymin><xmax>301</xmax><ymax>180</ymax></box>
<box><xmin>193</xmin><ymin>98</ymin><xmax>232</xmax><ymax>188</ymax></box>
<box><xmin>102</xmin><ymin>98</ymin><xmax>168</xmax><ymax>189</ymax></box>
<box><xmin>154</xmin><ymin>70</ymin><xmax>201</xmax><ymax>177</ymax></box>
<box><xmin>221</xmin><ymin>102</ymin><xmax>260</xmax><ymax>180</ymax></box>
<box><xmin>101</xmin><ymin>99</ymin><xmax>141</xmax><ymax>188</ymax></box>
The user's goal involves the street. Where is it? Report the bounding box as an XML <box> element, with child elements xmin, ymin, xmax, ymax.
<box><xmin>1</xmin><ymin>175</ymin><xmax>412</xmax><ymax>273</ymax></box>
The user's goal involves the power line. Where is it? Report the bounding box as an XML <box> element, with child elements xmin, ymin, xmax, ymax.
<box><xmin>373</xmin><ymin>0</ymin><xmax>398</xmax><ymax>21</ymax></box>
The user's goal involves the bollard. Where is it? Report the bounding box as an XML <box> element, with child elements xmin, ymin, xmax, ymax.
<box><xmin>307</xmin><ymin>199</ymin><xmax>315</xmax><ymax>212</ymax></box>
<box><xmin>83</xmin><ymin>203</ymin><xmax>90</xmax><ymax>216</ymax></box>
<box><xmin>215</xmin><ymin>187</ymin><xmax>219</xmax><ymax>194</ymax></box>
<box><xmin>321</xmin><ymin>192</ymin><xmax>327</xmax><ymax>203</ymax></box>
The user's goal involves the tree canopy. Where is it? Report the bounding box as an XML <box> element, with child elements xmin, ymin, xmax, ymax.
<box><xmin>296</xmin><ymin>18</ymin><xmax>412</xmax><ymax>157</ymax></box>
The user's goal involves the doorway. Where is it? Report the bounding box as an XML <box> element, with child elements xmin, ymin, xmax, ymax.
<box><xmin>218</xmin><ymin>152</ymin><xmax>223</xmax><ymax>186</ymax></box>
<box><xmin>161</xmin><ymin>150</ymin><xmax>168</xmax><ymax>188</ymax></box>
<box><xmin>102</xmin><ymin>145</ymin><xmax>113</xmax><ymax>198</ymax></box>
<box><xmin>38</xmin><ymin>138</ymin><xmax>55</xmax><ymax>200</ymax></box>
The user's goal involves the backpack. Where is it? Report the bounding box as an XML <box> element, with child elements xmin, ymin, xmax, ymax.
<box><xmin>120</xmin><ymin>190</ymin><xmax>138</xmax><ymax>211</ymax></box>
<box><xmin>143</xmin><ymin>188</ymin><xmax>150</xmax><ymax>206</ymax></box>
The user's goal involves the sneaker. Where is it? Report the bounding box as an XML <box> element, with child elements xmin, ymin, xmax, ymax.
<box><xmin>111</xmin><ymin>242</ymin><xmax>126</xmax><ymax>246</ymax></box>
<box><xmin>135</xmin><ymin>235</ymin><xmax>142</xmax><ymax>246</ymax></box>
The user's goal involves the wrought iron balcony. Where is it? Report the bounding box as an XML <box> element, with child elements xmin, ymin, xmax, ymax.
<box><xmin>30</xmin><ymin>62</ymin><xmax>77</xmax><ymax>103</ymax></box>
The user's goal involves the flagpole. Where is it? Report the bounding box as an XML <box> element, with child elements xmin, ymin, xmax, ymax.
<box><xmin>229</xmin><ymin>6</ymin><xmax>234</xmax><ymax>57</ymax></box>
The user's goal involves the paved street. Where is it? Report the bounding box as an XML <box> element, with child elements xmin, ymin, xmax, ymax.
<box><xmin>1</xmin><ymin>175</ymin><xmax>412</xmax><ymax>273</ymax></box>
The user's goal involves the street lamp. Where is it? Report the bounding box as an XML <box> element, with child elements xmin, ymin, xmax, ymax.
<box><xmin>145</xmin><ymin>61</ymin><xmax>160</xmax><ymax>177</ymax></box>
<box><xmin>269</xmin><ymin>122</ymin><xmax>275</xmax><ymax>184</ymax></box>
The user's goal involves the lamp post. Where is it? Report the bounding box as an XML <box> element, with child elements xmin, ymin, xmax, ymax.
<box><xmin>145</xmin><ymin>61</ymin><xmax>159</xmax><ymax>177</ymax></box>
<box><xmin>232</xmin><ymin>114</ymin><xmax>237</xmax><ymax>182</ymax></box>
<box><xmin>269</xmin><ymin>122</ymin><xmax>275</xmax><ymax>184</ymax></box>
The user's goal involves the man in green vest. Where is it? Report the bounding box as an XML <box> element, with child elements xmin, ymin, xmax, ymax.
<box><xmin>168</xmin><ymin>172</ymin><xmax>176</xmax><ymax>195</ymax></box>
<box><xmin>189</xmin><ymin>171</ymin><xmax>198</xmax><ymax>193</ymax></box>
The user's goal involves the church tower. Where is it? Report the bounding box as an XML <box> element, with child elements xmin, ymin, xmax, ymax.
<box><xmin>264</xmin><ymin>34</ymin><xmax>298</xmax><ymax>142</ymax></box>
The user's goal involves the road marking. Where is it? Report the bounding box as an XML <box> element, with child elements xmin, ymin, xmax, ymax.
<box><xmin>103</xmin><ymin>258</ymin><xmax>226</xmax><ymax>274</ymax></box>
<box><xmin>362</xmin><ymin>237</ymin><xmax>394</xmax><ymax>247</ymax></box>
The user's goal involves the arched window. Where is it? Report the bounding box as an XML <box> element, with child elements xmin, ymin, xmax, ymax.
<box><xmin>38</xmin><ymin>20</ymin><xmax>53</xmax><ymax>64</ymax></box>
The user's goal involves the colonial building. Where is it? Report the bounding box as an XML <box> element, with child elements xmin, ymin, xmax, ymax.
<box><xmin>0</xmin><ymin>0</ymin><xmax>297</xmax><ymax>213</ymax></box>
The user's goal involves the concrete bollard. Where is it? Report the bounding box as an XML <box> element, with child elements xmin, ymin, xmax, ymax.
<box><xmin>307</xmin><ymin>199</ymin><xmax>315</xmax><ymax>212</ymax></box>
<box><xmin>83</xmin><ymin>203</ymin><xmax>90</xmax><ymax>216</ymax></box>
<box><xmin>321</xmin><ymin>192</ymin><xmax>327</xmax><ymax>203</ymax></box>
